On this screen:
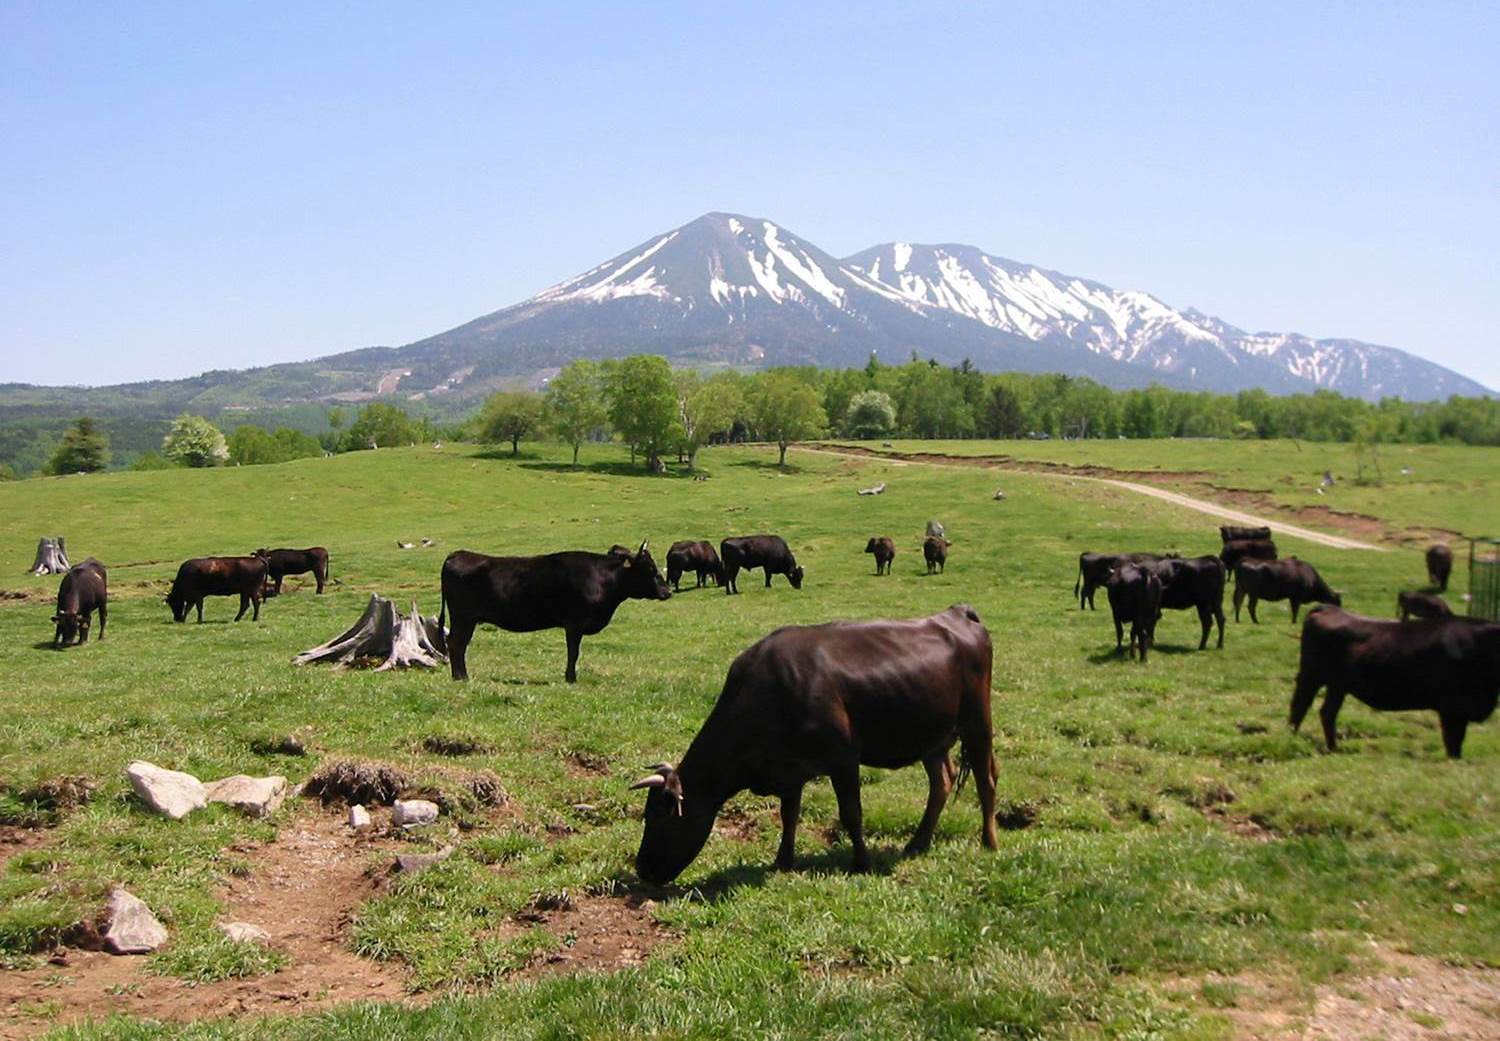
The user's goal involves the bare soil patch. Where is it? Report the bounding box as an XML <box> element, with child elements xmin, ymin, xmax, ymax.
<box><xmin>513</xmin><ymin>892</ymin><xmax>669</xmax><ymax>979</ymax></box>
<box><xmin>0</xmin><ymin>827</ymin><xmax>54</xmax><ymax>873</ymax></box>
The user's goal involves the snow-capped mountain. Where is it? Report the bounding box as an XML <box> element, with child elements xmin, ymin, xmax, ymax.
<box><xmin>843</xmin><ymin>242</ymin><xmax>1487</xmax><ymax>399</ymax></box>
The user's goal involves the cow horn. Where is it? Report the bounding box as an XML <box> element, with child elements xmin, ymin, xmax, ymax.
<box><xmin>629</xmin><ymin>773</ymin><xmax>666</xmax><ymax>790</ymax></box>
<box><xmin>638</xmin><ymin>540</ymin><xmax>649</xmax><ymax>555</ymax></box>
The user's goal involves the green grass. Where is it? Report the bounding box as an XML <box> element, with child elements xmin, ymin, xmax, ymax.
<box><xmin>824</xmin><ymin>437</ymin><xmax>1500</xmax><ymax>538</ymax></box>
<box><xmin>2</xmin><ymin>440</ymin><xmax>1498</xmax><ymax>1040</ymax></box>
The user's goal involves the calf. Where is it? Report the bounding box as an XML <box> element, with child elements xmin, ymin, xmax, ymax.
<box><xmin>1152</xmin><ymin>556</ymin><xmax>1226</xmax><ymax>650</ymax></box>
<box><xmin>439</xmin><ymin>541</ymin><xmax>671</xmax><ymax>683</ymax></box>
<box><xmin>719</xmin><ymin>535</ymin><xmax>804</xmax><ymax>594</ymax></box>
<box><xmin>1233</xmin><ymin>557</ymin><xmax>1341</xmax><ymax>624</ymax></box>
<box><xmin>864</xmin><ymin>536</ymin><xmax>896</xmax><ymax>576</ymax></box>
<box><xmin>1290</xmin><ymin>607</ymin><xmax>1500</xmax><ymax>758</ymax></box>
<box><xmin>252</xmin><ymin>547</ymin><xmax>329</xmax><ymax>594</ymax></box>
<box><xmin>1397</xmin><ymin>590</ymin><xmax>1452</xmax><ymax>621</ymax></box>
<box><xmin>1222</xmin><ymin>538</ymin><xmax>1278</xmax><ymax>577</ymax></box>
<box><xmin>632</xmin><ymin>605</ymin><xmax>997</xmax><ymax>883</ymax></box>
<box><xmin>1075</xmin><ymin>552</ymin><xmax>1172</xmax><ymax>610</ymax></box>
<box><xmin>53</xmin><ymin>558</ymin><xmax>108</xmax><ymax>647</ymax></box>
<box><xmin>923</xmin><ymin>536</ymin><xmax>949</xmax><ymax>574</ymax></box>
<box><xmin>166</xmin><ymin>556</ymin><xmax>268</xmax><ymax>623</ymax></box>
<box><xmin>1220</xmin><ymin>525</ymin><xmax>1272</xmax><ymax>543</ymax></box>
<box><xmin>666</xmin><ymin>540</ymin><xmax>723</xmax><ymax>591</ymax></box>
<box><xmin>1426</xmin><ymin>544</ymin><xmax>1453</xmax><ymax>592</ymax></box>
<box><xmin>1106</xmin><ymin>563</ymin><xmax>1163</xmax><ymax>662</ymax></box>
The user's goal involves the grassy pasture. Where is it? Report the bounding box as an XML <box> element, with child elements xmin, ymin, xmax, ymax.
<box><xmin>1</xmin><ymin>440</ymin><xmax>1497</xmax><ymax>1040</ymax></box>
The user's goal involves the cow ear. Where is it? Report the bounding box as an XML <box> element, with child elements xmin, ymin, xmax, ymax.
<box><xmin>621</xmin><ymin>557</ymin><xmax>632</xmax><ymax>568</ymax></box>
<box><xmin>638</xmin><ymin>540</ymin><xmax>649</xmax><ymax>555</ymax></box>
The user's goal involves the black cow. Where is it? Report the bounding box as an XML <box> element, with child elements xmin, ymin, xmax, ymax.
<box><xmin>1290</xmin><ymin>607</ymin><xmax>1500</xmax><ymax>758</ymax></box>
<box><xmin>1427</xmin><ymin>544</ymin><xmax>1453</xmax><ymax>592</ymax></box>
<box><xmin>865</xmin><ymin>536</ymin><xmax>896</xmax><ymax>576</ymax></box>
<box><xmin>1233</xmin><ymin>557</ymin><xmax>1341</xmax><ymax>623</ymax></box>
<box><xmin>1220</xmin><ymin>524</ymin><xmax>1272</xmax><ymax>543</ymax></box>
<box><xmin>666</xmin><ymin>540</ymin><xmax>723</xmax><ymax>591</ymax></box>
<box><xmin>1398</xmin><ymin>590</ymin><xmax>1452</xmax><ymax>621</ymax></box>
<box><xmin>439</xmin><ymin>541</ymin><xmax>671</xmax><ymax>683</ymax></box>
<box><xmin>1222</xmin><ymin>538</ymin><xmax>1278</xmax><ymax>577</ymax></box>
<box><xmin>632</xmin><ymin>605</ymin><xmax>998</xmax><ymax>883</ymax></box>
<box><xmin>1106</xmin><ymin>563</ymin><xmax>1163</xmax><ymax>661</ymax></box>
<box><xmin>53</xmin><ymin>558</ymin><xmax>107</xmax><ymax>647</ymax></box>
<box><xmin>1075</xmin><ymin>552</ymin><xmax>1172</xmax><ymax>610</ymax></box>
<box><xmin>720</xmin><ymin>535</ymin><xmax>804</xmax><ymax>594</ymax></box>
<box><xmin>923</xmin><ymin>536</ymin><xmax>950</xmax><ymax>575</ymax></box>
<box><xmin>1152</xmin><ymin>555</ymin><xmax>1226</xmax><ymax>650</ymax></box>
<box><xmin>252</xmin><ymin>547</ymin><xmax>329</xmax><ymax>595</ymax></box>
<box><xmin>166</xmin><ymin>556</ymin><xmax>269</xmax><ymax>623</ymax></box>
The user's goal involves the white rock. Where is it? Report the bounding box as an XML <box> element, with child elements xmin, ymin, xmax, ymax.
<box><xmin>103</xmin><ymin>887</ymin><xmax>168</xmax><ymax>954</ymax></box>
<box><xmin>205</xmin><ymin>774</ymin><xmax>287</xmax><ymax>819</ymax></box>
<box><xmin>392</xmin><ymin>799</ymin><xmax>439</xmax><ymax>827</ymax></box>
<box><xmin>348</xmin><ymin>805</ymin><xmax>372</xmax><ymax>829</ymax></box>
<box><xmin>126</xmin><ymin>760</ymin><xmax>207</xmax><ymax>820</ymax></box>
<box><xmin>217</xmin><ymin>921</ymin><xmax>271</xmax><ymax>945</ymax></box>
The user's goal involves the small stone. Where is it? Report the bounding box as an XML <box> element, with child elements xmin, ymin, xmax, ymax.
<box><xmin>103</xmin><ymin>887</ymin><xmax>168</xmax><ymax>955</ymax></box>
<box><xmin>126</xmin><ymin>760</ymin><xmax>207</xmax><ymax>820</ymax></box>
<box><xmin>348</xmin><ymin>805</ymin><xmax>372</xmax><ymax>829</ymax></box>
<box><xmin>218</xmin><ymin>921</ymin><xmax>270</xmax><ymax>945</ymax></box>
<box><xmin>394</xmin><ymin>847</ymin><xmax>452</xmax><ymax>874</ymax></box>
<box><xmin>571</xmin><ymin>803</ymin><xmax>597</xmax><ymax>813</ymax></box>
<box><xmin>205</xmin><ymin>775</ymin><xmax>288</xmax><ymax>819</ymax></box>
<box><xmin>1452</xmin><ymin>903</ymin><xmax>1469</xmax><ymax>916</ymax></box>
<box><xmin>392</xmin><ymin>799</ymin><xmax>439</xmax><ymax>827</ymax></box>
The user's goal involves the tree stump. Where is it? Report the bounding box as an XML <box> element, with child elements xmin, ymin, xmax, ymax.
<box><xmin>30</xmin><ymin>537</ymin><xmax>70</xmax><ymax>575</ymax></box>
<box><xmin>294</xmin><ymin>595</ymin><xmax>446</xmax><ymax>670</ymax></box>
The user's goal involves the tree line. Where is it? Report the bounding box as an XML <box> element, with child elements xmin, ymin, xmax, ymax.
<box><xmin>10</xmin><ymin>354</ymin><xmax>1497</xmax><ymax>480</ymax></box>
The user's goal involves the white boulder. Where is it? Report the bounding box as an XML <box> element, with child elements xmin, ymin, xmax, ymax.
<box><xmin>205</xmin><ymin>774</ymin><xmax>287</xmax><ymax>819</ymax></box>
<box><xmin>126</xmin><ymin>760</ymin><xmax>207</xmax><ymax>820</ymax></box>
<box><xmin>103</xmin><ymin>887</ymin><xmax>168</xmax><ymax>955</ymax></box>
<box><xmin>392</xmin><ymin>799</ymin><xmax>439</xmax><ymax>827</ymax></box>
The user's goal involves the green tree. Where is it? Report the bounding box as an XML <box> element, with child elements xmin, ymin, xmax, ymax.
<box><xmin>162</xmin><ymin>414</ymin><xmax>228</xmax><ymax>468</ymax></box>
<box><xmin>129</xmin><ymin>452</ymin><xmax>178</xmax><ymax>471</ymax></box>
<box><xmin>752</xmin><ymin>371</ymin><xmax>827</xmax><ymax>466</ymax></box>
<box><xmin>844</xmin><ymin>389</ymin><xmax>896</xmax><ymax>439</ymax></box>
<box><xmin>340</xmin><ymin>403</ymin><xmax>416</xmax><ymax>452</ymax></box>
<box><xmin>605</xmin><ymin>355</ymin><xmax>682</xmax><ymax>472</ymax></box>
<box><xmin>545</xmin><ymin>361</ymin><xmax>609</xmax><ymax>465</ymax></box>
<box><xmin>228</xmin><ymin>424</ymin><xmax>323</xmax><ymax>465</ymax></box>
<box><xmin>980</xmin><ymin>383</ymin><xmax>1025</xmax><ymax>437</ymax></box>
<box><xmin>678</xmin><ymin>372</ymin><xmax>744</xmax><ymax>468</ymax></box>
<box><xmin>0</xmin><ymin>463</ymin><xmax>17</xmax><ymax>481</ymax></box>
<box><xmin>47</xmin><ymin>417</ymin><xmax>111</xmax><ymax>474</ymax></box>
<box><xmin>479</xmin><ymin>391</ymin><xmax>545</xmax><ymax>456</ymax></box>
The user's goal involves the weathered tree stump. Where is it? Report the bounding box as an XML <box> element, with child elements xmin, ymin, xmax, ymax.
<box><xmin>30</xmin><ymin>537</ymin><xmax>70</xmax><ymax>575</ymax></box>
<box><xmin>294</xmin><ymin>594</ymin><xmax>446</xmax><ymax>670</ymax></box>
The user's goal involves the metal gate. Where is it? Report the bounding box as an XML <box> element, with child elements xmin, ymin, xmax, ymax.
<box><xmin>1470</xmin><ymin>538</ymin><xmax>1500</xmax><ymax>621</ymax></box>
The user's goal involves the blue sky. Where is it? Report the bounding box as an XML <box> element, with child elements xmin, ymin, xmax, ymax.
<box><xmin>2</xmin><ymin>3</ymin><xmax>1496</xmax><ymax>389</ymax></box>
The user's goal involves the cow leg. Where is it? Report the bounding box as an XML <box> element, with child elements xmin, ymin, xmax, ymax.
<box><xmin>1196</xmin><ymin>605</ymin><xmax>1212</xmax><ymax>650</ymax></box>
<box><xmin>564</xmin><ymin>626</ymin><xmax>582</xmax><ymax>684</ymax></box>
<box><xmin>775</xmin><ymin>786</ymin><xmax>803</xmax><ymax>870</ymax></box>
<box><xmin>1290</xmin><ymin>600</ymin><xmax>1301</xmax><ymax>624</ymax></box>
<box><xmin>1213</xmin><ymin>603</ymin><xmax>1224</xmax><ymax>649</ymax></box>
<box><xmin>235</xmin><ymin>594</ymin><xmax>250</xmax><ymax>621</ymax></box>
<box><xmin>1289</xmin><ymin>671</ymin><xmax>1321</xmax><ymax>732</ymax></box>
<box><xmin>195</xmin><ymin>599</ymin><xmax>205</xmax><ymax>623</ymax></box>
<box><xmin>904</xmin><ymin>753</ymin><xmax>955</xmax><ymax>856</ymax></box>
<box><xmin>1233</xmin><ymin>585</ymin><xmax>1245</xmax><ymax>622</ymax></box>
<box><xmin>1248</xmin><ymin>597</ymin><xmax>1259</xmax><ymax>625</ymax></box>
<box><xmin>723</xmin><ymin>567</ymin><xmax>737</xmax><ymax>594</ymax></box>
<box><xmin>252</xmin><ymin>591</ymin><xmax>261</xmax><ymax>621</ymax></box>
<box><xmin>1113</xmin><ymin>613</ymin><xmax>1124</xmax><ymax>655</ymax></box>
<box><xmin>97</xmin><ymin>604</ymin><xmax>106</xmax><ymax>640</ymax></box>
<box><xmin>1318</xmin><ymin>689</ymin><xmax>1347</xmax><ymax>752</ymax></box>
<box><xmin>447</xmin><ymin>617</ymin><xmax>476</xmax><ymax>681</ymax></box>
<box><xmin>829</xmin><ymin>763</ymin><xmax>870</xmax><ymax>873</ymax></box>
<box><xmin>764</xmin><ymin>570</ymin><xmax>773</xmax><ymax>588</ymax></box>
<box><xmin>1439</xmin><ymin>714</ymin><xmax>1468</xmax><ymax>760</ymax></box>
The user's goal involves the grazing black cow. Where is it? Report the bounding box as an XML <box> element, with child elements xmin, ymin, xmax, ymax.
<box><xmin>1233</xmin><ymin>557</ymin><xmax>1341</xmax><ymax>623</ymax></box>
<box><xmin>439</xmin><ymin>541</ymin><xmax>671</xmax><ymax>683</ymax></box>
<box><xmin>865</xmin><ymin>536</ymin><xmax>896</xmax><ymax>576</ymax></box>
<box><xmin>1221</xmin><ymin>538</ymin><xmax>1278</xmax><ymax>577</ymax></box>
<box><xmin>923</xmin><ymin>536</ymin><xmax>950</xmax><ymax>575</ymax></box>
<box><xmin>1220</xmin><ymin>524</ymin><xmax>1272</xmax><ymax>543</ymax></box>
<box><xmin>53</xmin><ymin>558</ymin><xmax>107</xmax><ymax>647</ymax></box>
<box><xmin>666</xmin><ymin>540</ymin><xmax>723</xmax><ymax>591</ymax></box>
<box><xmin>166</xmin><ymin>556</ymin><xmax>269</xmax><ymax>623</ymax></box>
<box><xmin>1152</xmin><ymin>556</ymin><xmax>1226</xmax><ymax>650</ymax></box>
<box><xmin>1074</xmin><ymin>552</ymin><xmax>1172</xmax><ymax>610</ymax></box>
<box><xmin>719</xmin><ymin>535</ymin><xmax>804</xmax><ymax>594</ymax></box>
<box><xmin>1106</xmin><ymin>563</ymin><xmax>1163</xmax><ymax>661</ymax></box>
<box><xmin>252</xmin><ymin>547</ymin><xmax>329</xmax><ymax>595</ymax></box>
<box><xmin>1398</xmin><ymin>590</ymin><xmax>1452</xmax><ymax>621</ymax></box>
<box><xmin>1426</xmin><ymin>544</ymin><xmax>1453</xmax><ymax>592</ymax></box>
<box><xmin>1290</xmin><ymin>607</ymin><xmax>1500</xmax><ymax>758</ymax></box>
<box><xmin>632</xmin><ymin>605</ymin><xmax>998</xmax><ymax>883</ymax></box>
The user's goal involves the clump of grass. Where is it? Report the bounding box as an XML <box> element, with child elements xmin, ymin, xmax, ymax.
<box><xmin>303</xmin><ymin>759</ymin><xmax>408</xmax><ymax>806</ymax></box>
<box><xmin>249</xmin><ymin>733</ymin><xmax>308</xmax><ymax>757</ymax></box>
<box><xmin>0</xmin><ymin>775</ymin><xmax>96</xmax><ymax>827</ymax></box>
<box><xmin>147</xmin><ymin>931</ymin><xmax>287</xmax><ymax>982</ymax></box>
<box><xmin>421</xmin><ymin>733</ymin><xmax>494</xmax><ymax>757</ymax></box>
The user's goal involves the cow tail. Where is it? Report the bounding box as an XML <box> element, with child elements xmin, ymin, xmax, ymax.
<box><xmin>438</xmin><ymin>593</ymin><xmax>446</xmax><ymax>634</ymax></box>
<box><xmin>953</xmin><ymin>754</ymin><xmax>973</xmax><ymax>797</ymax></box>
<box><xmin>1073</xmin><ymin>561</ymin><xmax>1082</xmax><ymax>598</ymax></box>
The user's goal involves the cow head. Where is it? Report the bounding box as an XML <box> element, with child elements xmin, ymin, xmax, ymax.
<box><xmin>632</xmin><ymin>763</ymin><xmax>716</xmax><ymax>884</ymax></box>
<box><xmin>864</xmin><ymin>538</ymin><xmax>879</xmax><ymax>554</ymax></box>
<box><xmin>789</xmin><ymin>564</ymin><xmax>805</xmax><ymax>589</ymax></box>
<box><xmin>52</xmin><ymin>610</ymin><xmax>82</xmax><ymax>645</ymax></box>
<box><xmin>621</xmin><ymin>541</ymin><xmax>671</xmax><ymax>600</ymax></box>
<box><xmin>252</xmin><ymin>548</ymin><xmax>270</xmax><ymax>560</ymax></box>
<box><xmin>165</xmin><ymin>592</ymin><xmax>189</xmax><ymax>622</ymax></box>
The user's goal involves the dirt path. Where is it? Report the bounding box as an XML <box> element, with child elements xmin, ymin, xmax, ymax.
<box><xmin>797</xmin><ymin>445</ymin><xmax>1385</xmax><ymax>552</ymax></box>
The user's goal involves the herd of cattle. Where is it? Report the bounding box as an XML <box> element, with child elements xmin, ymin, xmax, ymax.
<box><xmin>38</xmin><ymin>521</ymin><xmax>1498</xmax><ymax>882</ymax></box>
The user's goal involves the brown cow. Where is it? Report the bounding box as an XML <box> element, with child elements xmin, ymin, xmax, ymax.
<box><xmin>252</xmin><ymin>547</ymin><xmax>329</xmax><ymax>595</ymax></box>
<box><xmin>166</xmin><ymin>556</ymin><xmax>269</xmax><ymax>623</ymax></box>
<box><xmin>1426</xmin><ymin>544</ymin><xmax>1453</xmax><ymax>592</ymax></box>
<box><xmin>53</xmin><ymin>558</ymin><xmax>107</xmax><ymax>646</ymax></box>
<box><xmin>1234</xmin><ymin>558</ymin><xmax>1341</xmax><ymax>623</ymax></box>
<box><xmin>666</xmin><ymin>540</ymin><xmax>723</xmax><ymax>591</ymax></box>
<box><xmin>1397</xmin><ymin>590</ymin><xmax>1452</xmax><ymax>621</ymax></box>
<box><xmin>1106</xmin><ymin>563</ymin><xmax>1163</xmax><ymax>662</ymax></box>
<box><xmin>632</xmin><ymin>605</ymin><xmax>997</xmax><ymax>883</ymax></box>
<box><xmin>865</xmin><ymin>536</ymin><xmax>896</xmax><ymax>575</ymax></box>
<box><xmin>923</xmin><ymin>536</ymin><xmax>950</xmax><ymax>574</ymax></box>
